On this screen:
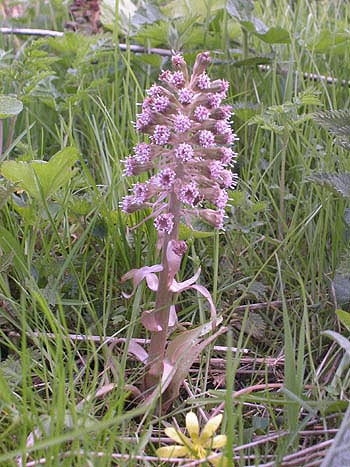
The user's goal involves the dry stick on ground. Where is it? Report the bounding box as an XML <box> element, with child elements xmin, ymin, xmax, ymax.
<box><xmin>7</xmin><ymin>330</ymin><xmax>250</xmax><ymax>354</ymax></box>
<box><xmin>1</xmin><ymin>27</ymin><xmax>350</xmax><ymax>88</ymax></box>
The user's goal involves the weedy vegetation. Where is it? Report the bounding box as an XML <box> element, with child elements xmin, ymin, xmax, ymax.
<box><xmin>1</xmin><ymin>0</ymin><xmax>350</xmax><ymax>466</ymax></box>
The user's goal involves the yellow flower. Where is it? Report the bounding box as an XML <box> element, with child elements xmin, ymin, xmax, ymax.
<box><xmin>156</xmin><ymin>412</ymin><xmax>228</xmax><ymax>466</ymax></box>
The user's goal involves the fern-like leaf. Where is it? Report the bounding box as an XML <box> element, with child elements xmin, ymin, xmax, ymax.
<box><xmin>313</xmin><ymin>110</ymin><xmax>350</xmax><ymax>150</ymax></box>
<box><xmin>308</xmin><ymin>172</ymin><xmax>350</xmax><ymax>198</ymax></box>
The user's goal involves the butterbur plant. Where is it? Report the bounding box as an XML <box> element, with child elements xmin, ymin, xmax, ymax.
<box><xmin>121</xmin><ymin>51</ymin><xmax>238</xmax><ymax>409</ymax></box>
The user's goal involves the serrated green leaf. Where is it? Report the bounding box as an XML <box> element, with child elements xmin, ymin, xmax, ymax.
<box><xmin>1</xmin><ymin>147</ymin><xmax>79</xmax><ymax>201</ymax></box>
<box><xmin>229</xmin><ymin>189</ymin><xmax>246</xmax><ymax>206</ymax></box>
<box><xmin>0</xmin><ymin>95</ymin><xmax>23</xmax><ymax>119</ymax></box>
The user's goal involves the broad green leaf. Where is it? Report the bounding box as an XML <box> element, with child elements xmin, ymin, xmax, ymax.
<box><xmin>311</xmin><ymin>30</ymin><xmax>350</xmax><ymax>55</ymax></box>
<box><xmin>226</xmin><ymin>1</ymin><xmax>289</xmax><ymax>44</ymax></box>
<box><xmin>179</xmin><ymin>223</ymin><xmax>215</xmax><ymax>241</ymax></box>
<box><xmin>161</xmin><ymin>0</ymin><xmax>226</xmax><ymax>19</ymax></box>
<box><xmin>249</xmin><ymin>25</ymin><xmax>290</xmax><ymax>44</ymax></box>
<box><xmin>100</xmin><ymin>0</ymin><xmax>137</xmax><ymax>33</ymax></box>
<box><xmin>226</xmin><ymin>0</ymin><xmax>254</xmax><ymax>21</ymax></box>
<box><xmin>336</xmin><ymin>309</ymin><xmax>350</xmax><ymax>331</ymax></box>
<box><xmin>240</xmin><ymin>18</ymin><xmax>268</xmax><ymax>35</ymax></box>
<box><xmin>1</xmin><ymin>147</ymin><xmax>79</xmax><ymax>201</ymax></box>
<box><xmin>0</xmin><ymin>95</ymin><xmax>23</xmax><ymax>119</ymax></box>
<box><xmin>0</xmin><ymin>180</ymin><xmax>14</xmax><ymax>209</ymax></box>
<box><xmin>132</xmin><ymin>3</ymin><xmax>164</xmax><ymax>28</ymax></box>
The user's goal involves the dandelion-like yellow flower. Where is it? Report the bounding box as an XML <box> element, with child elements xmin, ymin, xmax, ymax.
<box><xmin>156</xmin><ymin>412</ymin><xmax>228</xmax><ymax>466</ymax></box>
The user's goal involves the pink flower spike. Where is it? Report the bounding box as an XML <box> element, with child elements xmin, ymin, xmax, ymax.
<box><xmin>133</xmin><ymin>182</ymin><xmax>149</xmax><ymax>203</ymax></box>
<box><xmin>147</xmin><ymin>84</ymin><xmax>162</xmax><ymax>97</ymax></box>
<box><xmin>152</xmin><ymin>95</ymin><xmax>170</xmax><ymax>113</ymax></box>
<box><xmin>159</xmin><ymin>69</ymin><xmax>173</xmax><ymax>84</ymax></box>
<box><xmin>208</xmin><ymin>93</ymin><xmax>222</xmax><ymax>108</ymax></box>
<box><xmin>136</xmin><ymin>110</ymin><xmax>152</xmax><ymax>131</ymax></box>
<box><xmin>121</xmin><ymin>264</ymin><xmax>163</xmax><ymax>298</ymax></box>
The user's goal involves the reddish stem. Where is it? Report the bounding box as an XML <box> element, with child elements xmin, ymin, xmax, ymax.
<box><xmin>145</xmin><ymin>190</ymin><xmax>181</xmax><ymax>389</ymax></box>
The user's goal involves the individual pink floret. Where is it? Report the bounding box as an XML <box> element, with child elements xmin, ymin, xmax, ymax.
<box><xmin>154</xmin><ymin>213</ymin><xmax>174</xmax><ymax>233</ymax></box>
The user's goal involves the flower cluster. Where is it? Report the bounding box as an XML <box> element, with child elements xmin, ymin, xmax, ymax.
<box><xmin>156</xmin><ymin>411</ymin><xmax>228</xmax><ymax>467</ymax></box>
<box><xmin>122</xmin><ymin>51</ymin><xmax>238</xmax><ymax>232</ymax></box>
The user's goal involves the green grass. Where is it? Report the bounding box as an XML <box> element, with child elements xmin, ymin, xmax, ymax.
<box><xmin>1</xmin><ymin>0</ymin><xmax>350</xmax><ymax>465</ymax></box>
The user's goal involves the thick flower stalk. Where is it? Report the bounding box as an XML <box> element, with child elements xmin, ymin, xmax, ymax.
<box><xmin>121</xmin><ymin>51</ymin><xmax>238</xmax><ymax>389</ymax></box>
